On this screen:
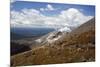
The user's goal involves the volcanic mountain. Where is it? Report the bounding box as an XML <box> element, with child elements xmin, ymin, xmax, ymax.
<box><xmin>11</xmin><ymin>17</ymin><xmax>95</xmax><ymax>66</ymax></box>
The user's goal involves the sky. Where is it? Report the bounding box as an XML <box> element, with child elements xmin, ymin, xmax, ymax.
<box><xmin>11</xmin><ymin>0</ymin><xmax>95</xmax><ymax>30</ymax></box>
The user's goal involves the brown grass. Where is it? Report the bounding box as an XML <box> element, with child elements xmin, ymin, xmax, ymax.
<box><xmin>11</xmin><ymin>43</ymin><xmax>95</xmax><ymax>66</ymax></box>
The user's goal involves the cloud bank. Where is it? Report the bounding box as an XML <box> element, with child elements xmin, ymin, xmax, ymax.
<box><xmin>11</xmin><ymin>4</ymin><xmax>93</xmax><ymax>30</ymax></box>
<box><xmin>40</xmin><ymin>4</ymin><xmax>55</xmax><ymax>11</ymax></box>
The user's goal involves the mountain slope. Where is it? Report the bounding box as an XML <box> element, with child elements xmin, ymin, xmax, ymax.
<box><xmin>50</xmin><ymin>17</ymin><xmax>95</xmax><ymax>47</ymax></box>
<box><xmin>11</xmin><ymin>17</ymin><xmax>95</xmax><ymax>66</ymax></box>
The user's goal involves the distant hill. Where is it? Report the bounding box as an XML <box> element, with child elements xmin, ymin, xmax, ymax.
<box><xmin>11</xmin><ymin>32</ymin><xmax>26</xmax><ymax>40</ymax></box>
<box><xmin>11</xmin><ymin>32</ymin><xmax>43</xmax><ymax>56</ymax></box>
<box><xmin>11</xmin><ymin>17</ymin><xmax>95</xmax><ymax>66</ymax></box>
<box><xmin>11</xmin><ymin>41</ymin><xmax>31</xmax><ymax>56</ymax></box>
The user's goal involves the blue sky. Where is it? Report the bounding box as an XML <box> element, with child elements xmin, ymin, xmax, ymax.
<box><xmin>11</xmin><ymin>1</ymin><xmax>95</xmax><ymax>29</ymax></box>
<box><xmin>11</xmin><ymin>1</ymin><xmax>95</xmax><ymax>16</ymax></box>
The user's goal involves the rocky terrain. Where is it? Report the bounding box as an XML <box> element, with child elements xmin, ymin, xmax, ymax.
<box><xmin>11</xmin><ymin>17</ymin><xmax>95</xmax><ymax>66</ymax></box>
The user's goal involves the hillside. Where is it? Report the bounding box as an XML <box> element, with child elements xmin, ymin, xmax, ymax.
<box><xmin>11</xmin><ymin>36</ymin><xmax>43</xmax><ymax>56</ymax></box>
<box><xmin>11</xmin><ymin>17</ymin><xmax>95</xmax><ymax>66</ymax></box>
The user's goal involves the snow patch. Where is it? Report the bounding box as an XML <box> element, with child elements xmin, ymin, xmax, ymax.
<box><xmin>46</xmin><ymin>32</ymin><xmax>62</xmax><ymax>43</ymax></box>
<box><xmin>58</xmin><ymin>27</ymin><xmax>71</xmax><ymax>32</ymax></box>
<box><xmin>35</xmin><ymin>39</ymin><xmax>42</xmax><ymax>43</ymax></box>
<box><xmin>47</xmin><ymin>35</ymin><xmax>61</xmax><ymax>43</ymax></box>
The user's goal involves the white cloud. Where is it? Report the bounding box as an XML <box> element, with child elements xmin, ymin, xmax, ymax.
<box><xmin>59</xmin><ymin>8</ymin><xmax>93</xmax><ymax>27</ymax></box>
<box><xmin>11</xmin><ymin>9</ymin><xmax>46</xmax><ymax>28</ymax></box>
<box><xmin>11</xmin><ymin>0</ymin><xmax>16</xmax><ymax>3</ymax></box>
<box><xmin>47</xmin><ymin>4</ymin><xmax>55</xmax><ymax>10</ymax></box>
<box><xmin>11</xmin><ymin>8</ymin><xmax>93</xmax><ymax>30</ymax></box>
<box><xmin>40</xmin><ymin>4</ymin><xmax>55</xmax><ymax>11</ymax></box>
<box><xmin>40</xmin><ymin>8</ymin><xmax>45</xmax><ymax>11</ymax></box>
